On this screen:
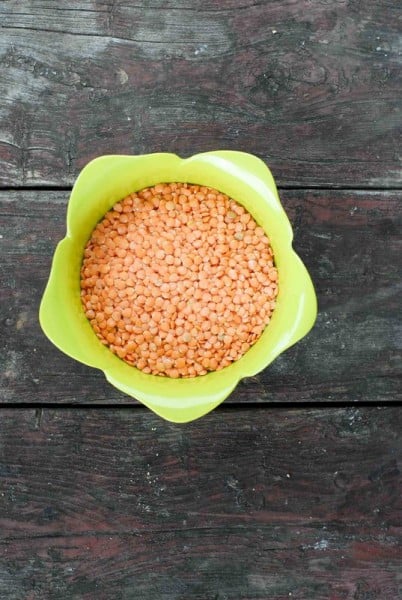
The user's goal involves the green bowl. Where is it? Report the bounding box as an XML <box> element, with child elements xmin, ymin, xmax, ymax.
<box><xmin>39</xmin><ymin>151</ymin><xmax>317</xmax><ymax>423</ymax></box>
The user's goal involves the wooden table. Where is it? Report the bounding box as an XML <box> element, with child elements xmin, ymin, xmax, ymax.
<box><xmin>1</xmin><ymin>2</ymin><xmax>401</xmax><ymax>598</ymax></box>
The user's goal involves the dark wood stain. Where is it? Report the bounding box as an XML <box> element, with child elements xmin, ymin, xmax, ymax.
<box><xmin>0</xmin><ymin>408</ymin><xmax>401</xmax><ymax>599</ymax></box>
<box><xmin>0</xmin><ymin>1</ymin><xmax>401</xmax><ymax>187</ymax></box>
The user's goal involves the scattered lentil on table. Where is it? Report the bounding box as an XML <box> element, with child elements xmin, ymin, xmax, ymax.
<box><xmin>80</xmin><ymin>183</ymin><xmax>278</xmax><ymax>377</ymax></box>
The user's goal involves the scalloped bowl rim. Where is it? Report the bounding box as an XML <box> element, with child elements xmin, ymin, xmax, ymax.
<box><xmin>39</xmin><ymin>151</ymin><xmax>317</xmax><ymax>422</ymax></box>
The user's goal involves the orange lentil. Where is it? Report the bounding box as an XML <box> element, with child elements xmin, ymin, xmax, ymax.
<box><xmin>81</xmin><ymin>182</ymin><xmax>278</xmax><ymax>377</ymax></box>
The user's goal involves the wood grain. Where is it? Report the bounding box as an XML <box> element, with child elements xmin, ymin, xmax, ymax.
<box><xmin>1</xmin><ymin>189</ymin><xmax>401</xmax><ymax>405</ymax></box>
<box><xmin>1</xmin><ymin>6</ymin><xmax>401</xmax><ymax>600</ymax></box>
<box><xmin>0</xmin><ymin>407</ymin><xmax>401</xmax><ymax>599</ymax></box>
<box><xmin>1</xmin><ymin>1</ymin><xmax>401</xmax><ymax>187</ymax></box>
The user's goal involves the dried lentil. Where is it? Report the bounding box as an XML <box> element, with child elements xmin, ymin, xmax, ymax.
<box><xmin>81</xmin><ymin>183</ymin><xmax>278</xmax><ymax>377</ymax></box>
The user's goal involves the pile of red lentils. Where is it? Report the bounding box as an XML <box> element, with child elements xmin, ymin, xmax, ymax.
<box><xmin>80</xmin><ymin>183</ymin><xmax>278</xmax><ymax>378</ymax></box>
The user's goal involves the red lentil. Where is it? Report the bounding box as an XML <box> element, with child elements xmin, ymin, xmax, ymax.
<box><xmin>80</xmin><ymin>183</ymin><xmax>278</xmax><ymax>377</ymax></box>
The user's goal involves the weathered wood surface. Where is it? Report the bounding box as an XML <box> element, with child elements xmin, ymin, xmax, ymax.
<box><xmin>0</xmin><ymin>407</ymin><xmax>401</xmax><ymax>599</ymax></box>
<box><xmin>1</xmin><ymin>2</ymin><xmax>401</xmax><ymax>599</ymax></box>
<box><xmin>1</xmin><ymin>189</ymin><xmax>401</xmax><ymax>405</ymax></box>
<box><xmin>1</xmin><ymin>1</ymin><xmax>401</xmax><ymax>188</ymax></box>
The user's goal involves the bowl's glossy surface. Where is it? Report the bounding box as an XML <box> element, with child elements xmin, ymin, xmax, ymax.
<box><xmin>39</xmin><ymin>151</ymin><xmax>317</xmax><ymax>422</ymax></box>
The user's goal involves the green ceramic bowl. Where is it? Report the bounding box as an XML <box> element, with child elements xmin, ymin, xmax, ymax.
<box><xmin>39</xmin><ymin>151</ymin><xmax>317</xmax><ymax>423</ymax></box>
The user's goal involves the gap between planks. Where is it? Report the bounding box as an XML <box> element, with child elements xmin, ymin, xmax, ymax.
<box><xmin>1</xmin><ymin>185</ymin><xmax>402</xmax><ymax>193</ymax></box>
<box><xmin>3</xmin><ymin>400</ymin><xmax>402</xmax><ymax>413</ymax></box>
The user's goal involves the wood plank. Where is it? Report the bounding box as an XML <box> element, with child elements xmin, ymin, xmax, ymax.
<box><xmin>1</xmin><ymin>189</ymin><xmax>401</xmax><ymax>405</ymax></box>
<box><xmin>0</xmin><ymin>1</ymin><xmax>401</xmax><ymax>187</ymax></box>
<box><xmin>0</xmin><ymin>407</ymin><xmax>401</xmax><ymax>599</ymax></box>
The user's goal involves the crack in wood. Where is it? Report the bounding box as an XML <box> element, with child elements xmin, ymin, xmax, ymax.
<box><xmin>0</xmin><ymin>24</ymin><xmax>217</xmax><ymax>45</ymax></box>
<box><xmin>34</xmin><ymin>408</ymin><xmax>42</xmax><ymax>430</ymax></box>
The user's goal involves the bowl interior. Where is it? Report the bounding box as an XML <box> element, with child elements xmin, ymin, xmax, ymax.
<box><xmin>40</xmin><ymin>152</ymin><xmax>317</xmax><ymax>422</ymax></box>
